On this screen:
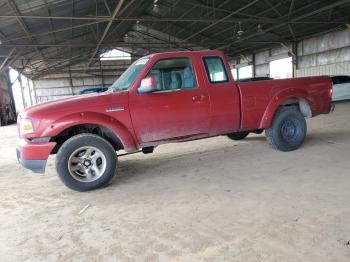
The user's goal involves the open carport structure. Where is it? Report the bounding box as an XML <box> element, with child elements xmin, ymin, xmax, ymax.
<box><xmin>0</xmin><ymin>0</ymin><xmax>350</xmax><ymax>78</ymax></box>
<box><xmin>1</xmin><ymin>0</ymin><xmax>350</xmax><ymax>261</ymax></box>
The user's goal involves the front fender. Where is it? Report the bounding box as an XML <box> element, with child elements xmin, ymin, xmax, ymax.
<box><xmin>41</xmin><ymin>111</ymin><xmax>138</xmax><ymax>152</ymax></box>
<box><xmin>259</xmin><ymin>88</ymin><xmax>312</xmax><ymax>129</ymax></box>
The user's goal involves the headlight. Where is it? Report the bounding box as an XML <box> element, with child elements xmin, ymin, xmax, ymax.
<box><xmin>20</xmin><ymin>118</ymin><xmax>35</xmax><ymax>135</ymax></box>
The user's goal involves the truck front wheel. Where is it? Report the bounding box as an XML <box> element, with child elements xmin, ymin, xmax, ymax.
<box><xmin>56</xmin><ymin>134</ymin><xmax>117</xmax><ymax>191</ymax></box>
<box><xmin>265</xmin><ymin>108</ymin><xmax>307</xmax><ymax>152</ymax></box>
<box><xmin>227</xmin><ymin>131</ymin><xmax>249</xmax><ymax>140</ymax></box>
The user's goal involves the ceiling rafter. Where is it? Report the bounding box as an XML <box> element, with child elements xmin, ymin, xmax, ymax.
<box><xmin>183</xmin><ymin>0</ymin><xmax>261</xmax><ymax>41</ymax></box>
<box><xmin>220</xmin><ymin>0</ymin><xmax>350</xmax><ymax>52</ymax></box>
<box><xmin>6</xmin><ymin>0</ymin><xmax>46</xmax><ymax>62</ymax></box>
<box><xmin>0</xmin><ymin>48</ymin><xmax>16</xmax><ymax>73</ymax></box>
<box><xmin>0</xmin><ymin>14</ymin><xmax>347</xmax><ymax>25</ymax></box>
<box><xmin>1</xmin><ymin>0</ymin><xmax>350</xmax><ymax>78</ymax></box>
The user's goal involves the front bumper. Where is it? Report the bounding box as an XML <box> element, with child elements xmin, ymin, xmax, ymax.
<box><xmin>16</xmin><ymin>138</ymin><xmax>56</xmax><ymax>174</ymax></box>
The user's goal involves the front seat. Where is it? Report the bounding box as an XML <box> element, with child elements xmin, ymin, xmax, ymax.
<box><xmin>169</xmin><ymin>72</ymin><xmax>182</xmax><ymax>90</ymax></box>
<box><xmin>182</xmin><ymin>67</ymin><xmax>195</xmax><ymax>89</ymax></box>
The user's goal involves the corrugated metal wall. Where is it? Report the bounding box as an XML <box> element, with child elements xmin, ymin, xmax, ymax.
<box><xmin>232</xmin><ymin>28</ymin><xmax>350</xmax><ymax>79</ymax></box>
<box><xmin>255</xmin><ymin>50</ymin><xmax>270</xmax><ymax>77</ymax></box>
<box><xmin>0</xmin><ymin>72</ymin><xmax>16</xmax><ymax>120</ymax></box>
<box><xmin>34</xmin><ymin>75</ymin><xmax>116</xmax><ymax>103</ymax></box>
<box><xmin>32</xmin><ymin>59</ymin><xmax>131</xmax><ymax>103</ymax></box>
<box><xmin>295</xmin><ymin>61</ymin><xmax>350</xmax><ymax>77</ymax></box>
<box><xmin>0</xmin><ymin>73</ymin><xmax>11</xmax><ymax>105</ymax></box>
<box><xmin>296</xmin><ymin>29</ymin><xmax>350</xmax><ymax>77</ymax></box>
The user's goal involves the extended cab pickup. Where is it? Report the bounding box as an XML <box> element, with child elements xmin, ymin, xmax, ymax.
<box><xmin>16</xmin><ymin>50</ymin><xmax>334</xmax><ymax>191</ymax></box>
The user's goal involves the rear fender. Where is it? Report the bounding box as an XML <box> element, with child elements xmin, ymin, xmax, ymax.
<box><xmin>259</xmin><ymin>88</ymin><xmax>312</xmax><ymax>129</ymax></box>
<box><xmin>41</xmin><ymin>112</ymin><xmax>138</xmax><ymax>152</ymax></box>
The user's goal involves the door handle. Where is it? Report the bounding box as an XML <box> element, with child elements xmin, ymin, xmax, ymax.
<box><xmin>192</xmin><ymin>95</ymin><xmax>204</xmax><ymax>102</ymax></box>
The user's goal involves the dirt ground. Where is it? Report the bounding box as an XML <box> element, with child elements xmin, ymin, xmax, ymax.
<box><xmin>0</xmin><ymin>102</ymin><xmax>350</xmax><ymax>262</ymax></box>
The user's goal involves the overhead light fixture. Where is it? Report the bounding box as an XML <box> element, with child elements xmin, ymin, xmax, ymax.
<box><xmin>24</xmin><ymin>67</ymin><xmax>31</xmax><ymax>73</ymax></box>
<box><xmin>124</xmin><ymin>33</ymin><xmax>129</xmax><ymax>41</ymax></box>
<box><xmin>237</xmin><ymin>22</ymin><xmax>244</xmax><ymax>36</ymax></box>
<box><xmin>135</xmin><ymin>20</ymin><xmax>141</xmax><ymax>30</ymax></box>
<box><xmin>153</xmin><ymin>0</ymin><xmax>159</xmax><ymax>13</ymax></box>
<box><xmin>257</xmin><ymin>24</ymin><xmax>263</xmax><ymax>33</ymax></box>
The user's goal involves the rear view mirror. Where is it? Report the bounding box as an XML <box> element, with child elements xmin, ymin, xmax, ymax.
<box><xmin>138</xmin><ymin>76</ymin><xmax>157</xmax><ymax>94</ymax></box>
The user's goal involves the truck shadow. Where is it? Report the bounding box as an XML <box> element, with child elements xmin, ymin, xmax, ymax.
<box><xmin>304</xmin><ymin>128</ymin><xmax>350</xmax><ymax>147</ymax></box>
<box><xmin>108</xmin><ymin>128</ymin><xmax>350</xmax><ymax>188</ymax></box>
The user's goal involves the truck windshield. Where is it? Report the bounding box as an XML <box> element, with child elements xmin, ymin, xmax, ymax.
<box><xmin>109</xmin><ymin>56</ymin><xmax>150</xmax><ymax>92</ymax></box>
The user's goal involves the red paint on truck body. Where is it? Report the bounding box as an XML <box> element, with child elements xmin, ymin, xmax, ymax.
<box><xmin>17</xmin><ymin>50</ymin><xmax>332</xmax><ymax>165</ymax></box>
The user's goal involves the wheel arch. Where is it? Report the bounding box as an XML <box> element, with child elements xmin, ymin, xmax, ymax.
<box><xmin>43</xmin><ymin>112</ymin><xmax>138</xmax><ymax>154</ymax></box>
<box><xmin>260</xmin><ymin>90</ymin><xmax>313</xmax><ymax>129</ymax></box>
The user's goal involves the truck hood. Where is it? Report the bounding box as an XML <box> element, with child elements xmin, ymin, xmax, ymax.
<box><xmin>19</xmin><ymin>90</ymin><xmax>130</xmax><ymax>139</ymax></box>
<box><xmin>21</xmin><ymin>91</ymin><xmax>124</xmax><ymax>119</ymax></box>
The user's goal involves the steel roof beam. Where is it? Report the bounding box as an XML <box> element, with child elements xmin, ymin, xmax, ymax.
<box><xmin>210</xmin><ymin>1</ymin><xmax>286</xmax><ymax>38</ymax></box>
<box><xmin>0</xmin><ymin>29</ymin><xmax>5</xmax><ymax>39</ymax></box>
<box><xmin>219</xmin><ymin>0</ymin><xmax>350</xmax><ymax>51</ymax></box>
<box><xmin>151</xmin><ymin>0</ymin><xmax>231</xmax><ymax>45</ymax></box>
<box><xmin>6</xmin><ymin>0</ymin><xmax>46</xmax><ymax>62</ymax></box>
<box><xmin>183</xmin><ymin>0</ymin><xmax>260</xmax><ymax>42</ymax></box>
<box><xmin>83</xmin><ymin>0</ymin><xmax>126</xmax><ymax>73</ymax></box>
<box><xmin>0</xmin><ymin>48</ymin><xmax>16</xmax><ymax>73</ymax></box>
<box><xmin>1</xmin><ymin>14</ymin><xmax>345</xmax><ymax>24</ymax></box>
<box><xmin>1</xmin><ymin>41</ymin><xmax>285</xmax><ymax>48</ymax></box>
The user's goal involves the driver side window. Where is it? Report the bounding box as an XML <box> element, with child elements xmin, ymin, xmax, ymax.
<box><xmin>146</xmin><ymin>57</ymin><xmax>197</xmax><ymax>91</ymax></box>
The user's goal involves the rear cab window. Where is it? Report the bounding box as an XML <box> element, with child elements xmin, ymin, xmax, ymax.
<box><xmin>202</xmin><ymin>56</ymin><xmax>229</xmax><ymax>83</ymax></box>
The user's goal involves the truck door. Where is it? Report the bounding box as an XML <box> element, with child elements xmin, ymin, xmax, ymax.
<box><xmin>201</xmin><ymin>56</ymin><xmax>241</xmax><ymax>133</ymax></box>
<box><xmin>129</xmin><ymin>56</ymin><xmax>210</xmax><ymax>144</ymax></box>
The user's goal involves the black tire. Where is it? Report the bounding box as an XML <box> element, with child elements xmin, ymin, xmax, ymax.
<box><xmin>56</xmin><ymin>134</ymin><xmax>117</xmax><ymax>191</ymax></box>
<box><xmin>265</xmin><ymin>108</ymin><xmax>307</xmax><ymax>152</ymax></box>
<box><xmin>227</xmin><ymin>131</ymin><xmax>249</xmax><ymax>140</ymax></box>
<box><xmin>254</xmin><ymin>129</ymin><xmax>264</xmax><ymax>134</ymax></box>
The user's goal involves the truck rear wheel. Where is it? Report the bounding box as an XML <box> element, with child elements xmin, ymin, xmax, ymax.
<box><xmin>265</xmin><ymin>108</ymin><xmax>306</xmax><ymax>152</ymax></box>
<box><xmin>227</xmin><ymin>131</ymin><xmax>249</xmax><ymax>140</ymax></box>
<box><xmin>56</xmin><ymin>134</ymin><xmax>117</xmax><ymax>191</ymax></box>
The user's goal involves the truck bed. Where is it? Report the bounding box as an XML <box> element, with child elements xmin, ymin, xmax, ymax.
<box><xmin>237</xmin><ymin>76</ymin><xmax>332</xmax><ymax>130</ymax></box>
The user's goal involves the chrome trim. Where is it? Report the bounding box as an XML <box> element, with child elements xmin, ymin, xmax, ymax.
<box><xmin>31</xmin><ymin>137</ymin><xmax>51</xmax><ymax>142</ymax></box>
<box><xmin>153</xmin><ymin>89</ymin><xmax>181</xmax><ymax>94</ymax></box>
<box><xmin>106</xmin><ymin>106</ymin><xmax>125</xmax><ymax>112</ymax></box>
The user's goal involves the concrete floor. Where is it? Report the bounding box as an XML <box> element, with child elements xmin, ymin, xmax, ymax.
<box><xmin>0</xmin><ymin>102</ymin><xmax>350</xmax><ymax>262</ymax></box>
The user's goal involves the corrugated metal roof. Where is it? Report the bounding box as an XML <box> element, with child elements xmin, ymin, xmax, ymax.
<box><xmin>0</xmin><ymin>0</ymin><xmax>349</xmax><ymax>78</ymax></box>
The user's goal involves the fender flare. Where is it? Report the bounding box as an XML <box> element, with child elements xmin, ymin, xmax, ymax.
<box><xmin>259</xmin><ymin>88</ymin><xmax>313</xmax><ymax>129</ymax></box>
<box><xmin>41</xmin><ymin>111</ymin><xmax>138</xmax><ymax>152</ymax></box>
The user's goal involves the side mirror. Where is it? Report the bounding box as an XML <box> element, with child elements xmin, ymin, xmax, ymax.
<box><xmin>138</xmin><ymin>76</ymin><xmax>157</xmax><ymax>94</ymax></box>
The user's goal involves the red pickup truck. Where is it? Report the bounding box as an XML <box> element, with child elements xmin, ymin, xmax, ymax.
<box><xmin>16</xmin><ymin>50</ymin><xmax>334</xmax><ymax>191</ymax></box>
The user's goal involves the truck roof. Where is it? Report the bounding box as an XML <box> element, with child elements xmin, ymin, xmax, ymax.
<box><xmin>148</xmin><ymin>49</ymin><xmax>225</xmax><ymax>58</ymax></box>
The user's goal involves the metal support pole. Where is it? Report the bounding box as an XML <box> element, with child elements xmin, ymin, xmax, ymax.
<box><xmin>27</xmin><ymin>77</ymin><xmax>33</xmax><ymax>106</ymax></box>
<box><xmin>292</xmin><ymin>42</ymin><xmax>298</xmax><ymax>77</ymax></box>
<box><xmin>32</xmin><ymin>80</ymin><xmax>38</xmax><ymax>104</ymax></box>
<box><xmin>69</xmin><ymin>66</ymin><xmax>74</xmax><ymax>95</ymax></box>
<box><xmin>252</xmin><ymin>53</ymin><xmax>256</xmax><ymax>77</ymax></box>
<box><xmin>4</xmin><ymin>68</ymin><xmax>17</xmax><ymax>116</ymax></box>
<box><xmin>17</xmin><ymin>72</ymin><xmax>26</xmax><ymax>109</ymax></box>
